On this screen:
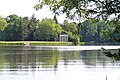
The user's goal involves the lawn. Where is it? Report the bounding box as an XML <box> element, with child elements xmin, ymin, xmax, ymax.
<box><xmin>0</xmin><ymin>41</ymin><xmax>74</xmax><ymax>46</ymax></box>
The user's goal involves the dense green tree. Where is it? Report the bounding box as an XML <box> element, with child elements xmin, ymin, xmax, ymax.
<box><xmin>79</xmin><ymin>19</ymin><xmax>114</xmax><ymax>43</ymax></box>
<box><xmin>97</xmin><ymin>20</ymin><xmax>114</xmax><ymax>43</ymax></box>
<box><xmin>109</xmin><ymin>20</ymin><xmax>120</xmax><ymax>42</ymax></box>
<box><xmin>34</xmin><ymin>0</ymin><xmax>120</xmax><ymax>42</ymax></box>
<box><xmin>28</xmin><ymin>14</ymin><xmax>39</xmax><ymax>40</ymax></box>
<box><xmin>20</xmin><ymin>17</ymin><xmax>30</xmax><ymax>40</ymax></box>
<box><xmin>0</xmin><ymin>13</ymin><xmax>118</xmax><ymax>43</ymax></box>
<box><xmin>1</xmin><ymin>23</ymin><xmax>22</xmax><ymax>41</ymax></box>
<box><xmin>100</xmin><ymin>29</ymin><xmax>110</xmax><ymax>42</ymax></box>
<box><xmin>19</xmin><ymin>15</ymin><xmax>38</xmax><ymax>41</ymax></box>
<box><xmin>0</xmin><ymin>16</ymin><xmax>7</xmax><ymax>31</ymax></box>
<box><xmin>1</xmin><ymin>14</ymin><xmax>38</xmax><ymax>41</ymax></box>
<box><xmin>6</xmin><ymin>14</ymin><xmax>20</xmax><ymax>23</ymax></box>
<box><xmin>0</xmin><ymin>16</ymin><xmax>7</xmax><ymax>40</ymax></box>
<box><xmin>33</xmin><ymin>18</ymin><xmax>63</xmax><ymax>41</ymax></box>
<box><xmin>63</xmin><ymin>20</ymin><xmax>78</xmax><ymax>34</ymax></box>
<box><xmin>80</xmin><ymin>19</ymin><xmax>97</xmax><ymax>42</ymax></box>
<box><xmin>1</xmin><ymin>15</ymin><xmax>23</xmax><ymax>41</ymax></box>
<box><xmin>61</xmin><ymin>20</ymin><xmax>81</xmax><ymax>44</ymax></box>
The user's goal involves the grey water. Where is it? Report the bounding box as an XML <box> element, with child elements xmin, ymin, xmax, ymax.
<box><xmin>0</xmin><ymin>46</ymin><xmax>120</xmax><ymax>80</ymax></box>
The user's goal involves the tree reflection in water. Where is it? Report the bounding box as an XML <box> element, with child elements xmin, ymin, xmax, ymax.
<box><xmin>0</xmin><ymin>46</ymin><xmax>61</xmax><ymax>71</ymax></box>
<box><xmin>0</xmin><ymin>46</ymin><xmax>119</xmax><ymax>72</ymax></box>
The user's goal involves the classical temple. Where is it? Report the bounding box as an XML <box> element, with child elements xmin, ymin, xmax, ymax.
<box><xmin>59</xmin><ymin>34</ymin><xmax>68</xmax><ymax>42</ymax></box>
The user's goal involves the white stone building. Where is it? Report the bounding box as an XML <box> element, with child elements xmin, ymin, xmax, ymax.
<box><xmin>59</xmin><ymin>34</ymin><xmax>68</xmax><ymax>42</ymax></box>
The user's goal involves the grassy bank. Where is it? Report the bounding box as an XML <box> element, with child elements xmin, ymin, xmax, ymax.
<box><xmin>30</xmin><ymin>41</ymin><xmax>73</xmax><ymax>46</ymax></box>
<box><xmin>0</xmin><ymin>41</ymin><xmax>74</xmax><ymax>46</ymax></box>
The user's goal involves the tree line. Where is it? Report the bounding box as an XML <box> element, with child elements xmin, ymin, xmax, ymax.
<box><xmin>0</xmin><ymin>14</ymin><xmax>119</xmax><ymax>44</ymax></box>
<box><xmin>34</xmin><ymin>0</ymin><xmax>120</xmax><ymax>44</ymax></box>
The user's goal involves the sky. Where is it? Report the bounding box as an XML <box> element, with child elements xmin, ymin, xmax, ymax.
<box><xmin>0</xmin><ymin>0</ymin><xmax>65</xmax><ymax>23</ymax></box>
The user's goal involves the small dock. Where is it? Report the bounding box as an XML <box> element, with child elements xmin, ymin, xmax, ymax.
<box><xmin>24</xmin><ymin>42</ymin><xmax>30</xmax><ymax>46</ymax></box>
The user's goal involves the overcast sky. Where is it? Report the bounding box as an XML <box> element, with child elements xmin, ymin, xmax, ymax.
<box><xmin>0</xmin><ymin>0</ymin><xmax>65</xmax><ymax>23</ymax></box>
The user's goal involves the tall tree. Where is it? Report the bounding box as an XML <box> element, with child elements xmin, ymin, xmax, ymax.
<box><xmin>34</xmin><ymin>0</ymin><xmax>120</xmax><ymax>20</ymax></box>
<box><xmin>1</xmin><ymin>15</ymin><xmax>23</xmax><ymax>41</ymax></box>
<box><xmin>63</xmin><ymin>20</ymin><xmax>78</xmax><ymax>34</ymax></box>
<box><xmin>33</xmin><ymin>18</ymin><xmax>63</xmax><ymax>41</ymax></box>
<box><xmin>109</xmin><ymin>19</ymin><xmax>120</xmax><ymax>42</ymax></box>
<box><xmin>80</xmin><ymin>19</ymin><xmax>97</xmax><ymax>42</ymax></box>
<box><xmin>0</xmin><ymin>16</ymin><xmax>7</xmax><ymax>31</ymax></box>
<box><xmin>0</xmin><ymin>16</ymin><xmax>7</xmax><ymax>40</ymax></box>
<box><xmin>34</xmin><ymin>0</ymin><xmax>120</xmax><ymax>42</ymax></box>
<box><xmin>28</xmin><ymin>14</ymin><xmax>39</xmax><ymax>40</ymax></box>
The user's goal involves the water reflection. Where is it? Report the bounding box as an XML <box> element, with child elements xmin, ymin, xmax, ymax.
<box><xmin>0</xmin><ymin>46</ymin><xmax>120</xmax><ymax>80</ymax></box>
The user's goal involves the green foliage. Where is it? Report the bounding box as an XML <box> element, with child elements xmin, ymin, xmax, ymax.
<box><xmin>69</xmin><ymin>35</ymin><xmax>80</xmax><ymax>45</ymax></box>
<box><xmin>79</xmin><ymin>19</ymin><xmax>117</xmax><ymax>43</ymax></box>
<box><xmin>1</xmin><ymin>24</ymin><xmax>23</xmax><ymax>41</ymax></box>
<box><xmin>63</xmin><ymin>20</ymin><xmax>78</xmax><ymax>34</ymax></box>
<box><xmin>33</xmin><ymin>18</ymin><xmax>63</xmax><ymax>41</ymax></box>
<box><xmin>0</xmin><ymin>13</ymin><xmax>119</xmax><ymax>44</ymax></box>
<box><xmin>109</xmin><ymin>20</ymin><xmax>120</xmax><ymax>42</ymax></box>
<box><xmin>100</xmin><ymin>29</ymin><xmax>110</xmax><ymax>41</ymax></box>
<box><xmin>34</xmin><ymin>0</ymin><xmax>120</xmax><ymax>20</ymax></box>
<box><xmin>61</xmin><ymin>20</ymin><xmax>81</xmax><ymax>44</ymax></box>
<box><xmin>80</xmin><ymin>19</ymin><xmax>98</xmax><ymax>42</ymax></box>
<box><xmin>0</xmin><ymin>14</ymin><xmax>38</xmax><ymax>41</ymax></box>
<box><xmin>34</xmin><ymin>0</ymin><xmax>120</xmax><ymax>43</ymax></box>
<box><xmin>102</xmin><ymin>48</ymin><xmax>120</xmax><ymax>61</ymax></box>
<box><xmin>1</xmin><ymin>15</ymin><xmax>23</xmax><ymax>40</ymax></box>
<box><xmin>0</xmin><ymin>16</ymin><xmax>7</xmax><ymax>31</ymax></box>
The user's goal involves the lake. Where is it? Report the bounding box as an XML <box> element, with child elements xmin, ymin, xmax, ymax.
<box><xmin>0</xmin><ymin>46</ymin><xmax>120</xmax><ymax>80</ymax></box>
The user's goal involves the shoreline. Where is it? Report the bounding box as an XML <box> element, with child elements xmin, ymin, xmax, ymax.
<box><xmin>0</xmin><ymin>41</ymin><xmax>119</xmax><ymax>46</ymax></box>
<box><xmin>0</xmin><ymin>41</ymin><xmax>74</xmax><ymax>46</ymax></box>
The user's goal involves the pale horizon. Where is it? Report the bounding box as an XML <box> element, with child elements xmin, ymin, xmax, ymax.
<box><xmin>0</xmin><ymin>0</ymin><xmax>66</xmax><ymax>23</ymax></box>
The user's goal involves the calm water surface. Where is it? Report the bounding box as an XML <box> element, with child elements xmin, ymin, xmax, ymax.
<box><xmin>0</xmin><ymin>46</ymin><xmax>120</xmax><ymax>80</ymax></box>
